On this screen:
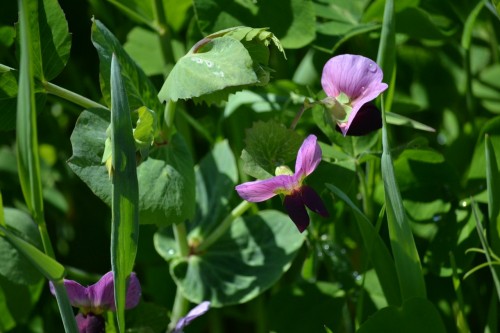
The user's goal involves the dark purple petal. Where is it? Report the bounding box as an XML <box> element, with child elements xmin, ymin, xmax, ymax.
<box><xmin>294</xmin><ymin>135</ymin><xmax>322</xmax><ymax>179</ymax></box>
<box><xmin>321</xmin><ymin>54</ymin><xmax>387</xmax><ymax>136</ymax></box>
<box><xmin>174</xmin><ymin>301</ymin><xmax>211</xmax><ymax>333</ymax></box>
<box><xmin>49</xmin><ymin>280</ymin><xmax>91</xmax><ymax>309</ymax></box>
<box><xmin>75</xmin><ymin>313</ymin><xmax>105</xmax><ymax>333</ymax></box>
<box><xmin>283</xmin><ymin>192</ymin><xmax>310</xmax><ymax>232</ymax></box>
<box><xmin>300</xmin><ymin>185</ymin><xmax>329</xmax><ymax>218</ymax></box>
<box><xmin>88</xmin><ymin>271</ymin><xmax>115</xmax><ymax>311</ymax></box>
<box><xmin>335</xmin><ymin>103</ymin><xmax>382</xmax><ymax>136</ymax></box>
<box><xmin>235</xmin><ymin>175</ymin><xmax>296</xmax><ymax>202</ymax></box>
<box><xmin>125</xmin><ymin>272</ymin><xmax>141</xmax><ymax>309</ymax></box>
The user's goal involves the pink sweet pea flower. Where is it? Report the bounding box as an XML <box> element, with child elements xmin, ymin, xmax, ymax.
<box><xmin>321</xmin><ymin>54</ymin><xmax>388</xmax><ymax>136</ymax></box>
<box><xmin>235</xmin><ymin>134</ymin><xmax>328</xmax><ymax>232</ymax></box>
<box><xmin>50</xmin><ymin>271</ymin><xmax>141</xmax><ymax>333</ymax></box>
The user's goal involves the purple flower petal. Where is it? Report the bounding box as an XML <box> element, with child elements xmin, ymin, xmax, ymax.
<box><xmin>294</xmin><ymin>135</ymin><xmax>322</xmax><ymax>178</ymax></box>
<box><xmin>336</xmin><ymin>103</ymin><xmax>382</xmax><ymax>136</ymax></box>
<box><xmin>125</xmin><ymin>272</ymin><xmax>142</xmax><ymax>309</ymax></box>
<box><xmin>300</xmin><ymin>185</ymin><xmax>329</xmax><ymax>218</ymax></box>
<box><xmin>235</xmin><ymin>175</ymin><xmax>296</xmax><ymax>202</ymax></box>
<box><xmin>75</xmin><ymin>313</ymin><xmax>105</xmax><ymax>333</ymax></box>
<box><xmin>87</xmin><ymin>271</ymin><xmax>142</xmax><ymax>311</ymax></box>
<box><xmin>321</xmin><ymin>54</ymin><xmax>387</xmax><ymax>136</ymax></box>
<box><xmin>174</xmin><ymin>301</ymin><xmax>211</xmax><ymax>333</ymax></box>
<box><xmin>283</xmin><ymin>192</ymin><xmax>310</xmax><ymax>232</ymax></box>
<box><xmin>49</xmin><ymin>280</ymin><xmax>91</xmax><ymax>309</ymax></box>
<box><xmin>87</xmin><ymin>271</ymin><xmax>115</xmax><ymax>311</ymax></box>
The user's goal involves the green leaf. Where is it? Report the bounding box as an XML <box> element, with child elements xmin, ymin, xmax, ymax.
<box><xmin>468</xmin><ymin>116</ymin><xmax>500</xmax><ymax>181</ymax></box>
<box><xmin>16</xmin><ymin>0</ymin><xmax>44</xmax><ymax>223</ymax></box>
<box><xmin>158</xmin><ymin>36</ymin><xmax>258</xmax><ymax>104</ymax></box>
<box><xmin>106</xmin><ymin>0</ymin><xmax>154</xmax><ymax>28</ymax></box>
<box><xmin>193</xmin><ymin>0</ymin><xmax>315</xmax><ymax>49</ymax></box>
<box><xmin>0</xmin><ymin>224</ymin><xmax>64</xmax><ymax>281</ymax></box>
<box><xmin>268</xmin><ymin>282</ymin><xmax>345</xmax><ymax>333</ymax></box>
<box><xmin>110</xmin><ymin>53</ymin><xmax>140</xmax><ymax>332</ymax></box>
<box><xmin>357</xmin><ymin>298</ymin><xmax>446</xmax><ymax>333</ymax></box>
<box><xmin>486</xmin><ymin>134</ymin><xmax>500</xmax><ymax>257</ymax></box>
<box><xmin>0</xmin><ymin>275</ymin><xmax>44</xmax><ymax>331</ymax></box>
<box><xmin>386</xmin><ymin>111</ymin><xmax>435</xmax><ymax>132</ymax></box>
<box><xmin>0</xmin><ymin>26</ymin><xmax>15</xmax><ymax>47</ymax></box>
<box><xmin>0</xmin><ymin>208</ymin><xmax>43</xmax><ymax>285</ymax></box>
<box><xmin>326</xmin><ymin>184</ymin><xmax>402</xmax><ymax>306</ymax></box>
<box><xmin>163</xmin><ymin>210</ymin><xmax>304</xmax><ymax>306</ymax></box>
<box><xmin>191</xmin><ymin>140</ymin><xmax>238</xmax><ymax>237</ymax></box>
<box><xmin>91</xmin><ymin>19</ymin><xmax>163</xmax><ymax>113</ymax></box>
<box><xmin>124</xmin><ymin>27</ymin><xmax>166</xmax><ymax>76</ymax></box>
<box><xmin>243</xmin><ymin>120</ymin><xmax>303</xmax><ymax>177</ymax></box>
<box><xmin>68</xmin><ymin>108</ymin><xmax>195</xmax><ymax>226</ymax></box>
<box><xmin>396</xmin><ymin>7</ymin><xmax>454</xmax><ymax>40</ymax></box>
<box><xmin>20</xmin><ymin>0</ymin><xmax>71</xmax><ymax>81</ymax></box>
<box><xmin>133</xmin><ymin>106</ymin><xmax>157</xmax><ymax>150</ymax></box>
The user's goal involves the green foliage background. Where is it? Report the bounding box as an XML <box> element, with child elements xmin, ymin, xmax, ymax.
<box><xmin>1</xmin><ymin>0</ymin><xmax>500</xmax><ymax>332</ymax></box>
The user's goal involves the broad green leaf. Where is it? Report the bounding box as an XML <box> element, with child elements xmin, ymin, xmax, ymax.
<box><xmin>193</xmin><ymin>0</ymin><xmax>315</xmax><ymax>49</ymax></box>
<box><xmin>21</xmin><ymin>0</ymin><xmax>71</xmax><ymax>81</ymax></box>
<box><xmin>124</xmin><ymin>27</ymin><xmax>166</xmax><ymax>76</ymax></box>
<box><xmin>240</xmin><ymin>149</ymin><xmax>273</xmax><ymax>180</ymax></box>
<box><xmin>0</xmin><ymin>208</ymin><xmax>43</xmax><ymax>285</ymax></box>
<box><xmin>162</xmin><ymin>210</ymin><xmax>304</xmax><ymax>306</ymax></box>
<box><xmin>313</xmin><ymin>0</ymin><xmax>379</xmax><ymax>52</ymax></box>
<box><xmin>243</xmin><ymin>120</ymin><xmax>302</xmax><ymax>177</ymax></box>
<box><xmin>326</xmin><ymin>184</ymin><xmax>402</xmax><ymax>306</ymax></box>
<box><xmin>190</xmin><ymin>140</ymin><xmax>238</xmax><ymax>237</ymax></box>
<box><xmin>224</xmin><ymin>90</ymin><xmax>285</xmax><ymax>117</ymax></box>
<box><xmin>0</xmin><ymin>275</ymin><xmax>44</xmax><ymax>331</ymax></box>
<box><xmin>268</xmin><ymin>282</ymin><xmax>345</xmax><ymax>333</ymax></box>
<box><xmin>91</xmin><ymin>19</ymin><xmax>163</xmax><ymax>113</ymax></box>
<box><xmin>68</xmin><ymin>108</ymin><xmax>195</xmax><ymax>226</ymax></box>
<box><xmin>396</xmin><ymin>7</ymin><xmax>454</xmax><ymax>40</ymax></box>
<box><xmin>158</xmin><ymin>36</ymin><xmax>258</xmax><ymax>104</ymax></box>
<box><xmin>110</xmin><ymin>54</ymin><xmax>140</xmax><ymax>332</ymax></box>
<box><xmin>0</xmin><ymin>26</ymin><xmax>15</xmax><ymax>47</ymax></box>
<box><xmin>357</xmin><ymin>298</ymin><xmax>446</xmax><ymax>333</ymax></box>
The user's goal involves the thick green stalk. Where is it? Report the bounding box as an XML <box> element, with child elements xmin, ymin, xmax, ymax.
<box><xmin>44</xmin><ymin>81</ymin><xmax>108</xmax><ymax>110</ymax></box>
<box><xmin>197</xmin><ymin>200</ymin><xmax>253</xmax><ymax>252</ymax></box>
<box><xmin>167</xmin><ymin>222</ymin><xmax>190</xmax><ymax>332</ymax></box>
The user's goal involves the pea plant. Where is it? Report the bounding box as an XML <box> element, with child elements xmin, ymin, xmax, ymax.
<box><xmin>0</xmin><ymin>0</ymin><xmax>500</xmax><ymax>332</ymax></box>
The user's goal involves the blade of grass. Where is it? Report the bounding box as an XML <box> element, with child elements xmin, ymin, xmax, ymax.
<box><xmin>485</xmin><ymin>134</ymin><xmax>500</xmax><ymax>263</ymax></box>
<box><xmin>16</xmin><ymin>0</ymin><xmax>77</xmax><ymax>331</ymax></box>
<box><xmin>326</xmin><ymin>184</ymin><xmax>401</xmax><ymax>306</ymax></box>
<box><xmin>376</xmin><ymin>0</ymin><xmax>426</xmax><ymax>301</ymax></box>
<box><xmin>471</xmin><ymin>201</ymin><xmax>500</xmax><ymax>302</ymax></box>
<box><xmin>0</xmin><ymin>225</ymin><xmax>65</xmax><ymax>280</ymax></box>
<box><xmin>110</xmin><ymin>53</ymin><xmax>140</xmax><ymax>333</ymax></box>
<box><xmin>450</xmin><ymin>252</ymin><xmax>470</xmax><ymax>333</ymax></box>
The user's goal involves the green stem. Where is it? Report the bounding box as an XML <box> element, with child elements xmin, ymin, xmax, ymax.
<box><xmin>167</xmin><ymin>221</ymin><xmax>190</xmax><ymax>332</ymax></box>
<box><xmin>52</xmin><ymin>280</ymin><xmax>80</xmax><ymax>333</ymax></box>
<box><xmin>153</xmin><ymin>0</ymin><xmax>175</xmax><ymax>65</ymax></box>
<box><xmin>197</xmin><ymin>201</ymin><xmax>253</xmax><ymax>252</ymax></box>
<box><xmin>355</xmin><ymin>162</ymin><xmax>373</xmax><ymax>221</ymax></box>
<box><xmin>44</xmin><ymin>81</ymin><xmax>108</xmax><ymax>110</ymax></box>
<box><xmin>173</xmin><ymin>222</ymin><xmax>190</xmax><ymax>257</ymax></box>
<box><xmin>37</xmin><ymin>222</ymin><xmax>56</xmax><ymax>258</ymax></box>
